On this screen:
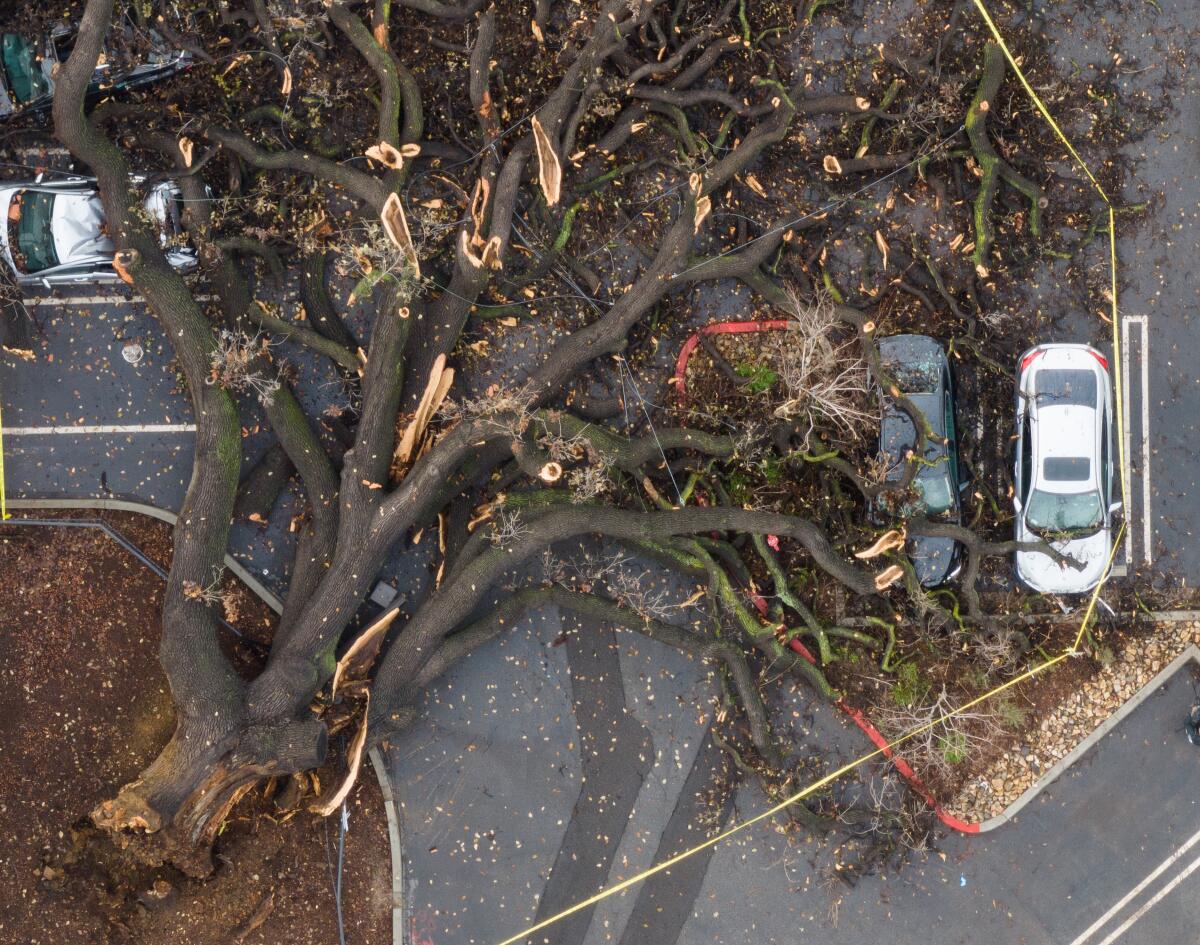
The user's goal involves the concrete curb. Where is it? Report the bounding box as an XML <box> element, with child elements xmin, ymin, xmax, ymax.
<box><xmin>975</xmin><ymin>644</ymin><xmax>1200</xmax><ymax>832</ymax></box>
<box><xmin>5</xmin><ymin>497</ymin><xmax>406</xmax><ymax>945</ymax></box>
<box><xmin>369</xmin><ymin>747</ymin><xmax>406</xmax><ymax>945</ymax></box>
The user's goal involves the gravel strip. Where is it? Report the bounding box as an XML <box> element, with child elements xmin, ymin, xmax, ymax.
<box><xmin>946</xmin><ymin>620</ymin><xmax>1200</xmax><ymax>823</ymax></box>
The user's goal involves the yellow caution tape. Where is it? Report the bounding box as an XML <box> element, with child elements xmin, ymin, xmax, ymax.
<box><xmin>496</xmin><ymin>5</ymin><xmax>1131</xmax><ymax>943</ymax></box>
<box><xmin>970</xmin><ymin>0</ymin><xmax>1128</xmax><ymax>516</ymax></box>
<box><xmin>1070</xmin><ymin>519</ymin><xmax>1127</xmax><ymax>654</ymax></box>
<box><xmin>969</xmin><ymin>0</ymin><xmax>1109</xmax><ymax>201</ymax></box>
<box><xmin>497</xmin><ymin>652</ymin><xmax>1068</xmax><ymax>945</ymax></box>
<box><xmin>1109</xmin><ymin>208</ymin><xmax>1128</xmax><ymax>511</ymax></box>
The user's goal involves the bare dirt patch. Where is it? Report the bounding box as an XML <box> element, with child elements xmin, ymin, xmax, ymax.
<box><xmin>0</xmin><ymin>511</ymin><xmax>390</xmax><ymax>945</ymax></box>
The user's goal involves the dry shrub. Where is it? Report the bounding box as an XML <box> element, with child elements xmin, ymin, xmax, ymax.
<box><xmin>768</xmin><ymin>288</ymin><xmax>872</xmax><ymax>449</ymax></box>
<box><xmin>542</xmin><ymin>548</ymin><xmax>692</xmax><ymax>623</ymax></box>
<box><xmin>439</xmin><ymin>387</ymin><xmax>536</xmax><ymax>437</ymax></box>
<box><xmin>207</xmin><ymin>330</ymin><xmax>281</xmax><ymax>405</ymax></box>
<box><xmin>873</xmin><ymin>683</ymin><xmax>1005</xmax><ymax>784</ymax></box>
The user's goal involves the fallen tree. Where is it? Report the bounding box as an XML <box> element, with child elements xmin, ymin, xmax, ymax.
<box><xmin>46</xmin><ymin>0</ymin><xmax>1070</xmax><ymax>881</ymax></box>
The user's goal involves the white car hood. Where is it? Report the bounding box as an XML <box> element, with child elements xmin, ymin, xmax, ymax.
<box><xmin>51</xmin><ymin>191</ymin><xmax>115</xmax><ymax>263</ymax></box>
<box><xmin>1015</xmin><ymin>525</ymin><xmax>1110</xmax><ymax>594</ymax></box>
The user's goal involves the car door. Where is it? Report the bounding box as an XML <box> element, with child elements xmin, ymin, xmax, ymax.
<box><xmin>1100</xmin><ymin>400</ymin><xmax>1114</xmax><ymax>523</ymax></box>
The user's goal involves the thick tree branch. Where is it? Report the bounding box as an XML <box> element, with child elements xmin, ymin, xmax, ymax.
<box><xmin>202</xmin><ymin>125</ymin><xmax>389</xmax><ymax>210</ymax></box>
<box><xmin>415</xmin><ymin>585</ymin><xmax>779</xmax><ymax>761</ymax></box>
<box><xmin>54</xmin><ymin>0</ymin><xmax>245</xmax><ymax>724</ymax></box>
<box><xmin>370</xmin><ymin>504</ymin><xmax>880</xmax><ymax>725</ymax></box>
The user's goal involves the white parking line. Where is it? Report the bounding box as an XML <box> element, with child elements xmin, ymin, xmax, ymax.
<box><xmin>1066</xmin><ymin>821</ymin><xmax>1200</xmax><ymax>945</ymax></box>
<box><xmin>1138</xmin><ymin>318</ymin><xmax>1151</xmax><ymax>566</ymax></box>
<box><xmin>24</xmin><ymin>293</ymin><xmax>213</xmax><ymax>307</ymax></box>
<box><xmin>1121</xmin><ymin>316</ymin><xmax>1152</xmax><ymax>567</ymax></box>
<box><xmin>24</xmin><ymin>295</ymin><xmax>137</xmax><ymax>307</ymax></box>
<box><xmin>1093</xmin><ymin>851</ymin><xmax>1200</xmax><ymax>945</ymax></box>
<box><xmin>4</xmin><ymin>424</ymin><xmax>196</xmax><ymax>435</ymax></box>
<box><xmin>16</xmin><ymin>146</ymin><xmax>71</xmax><ymax>157</ymax></box>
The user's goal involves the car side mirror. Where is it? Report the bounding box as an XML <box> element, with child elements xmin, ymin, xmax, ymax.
<box><xmin>40</xmin><ymin>278</ymin><xmax>52</xmax><ymax>291</ymax></box>
<box><xmin>1013</xmin><ymin>495</ymin><xmax>1023</xmax><ymax>513</ymax></box>
<box><xmin>1109</xmin><ymin>501</ymin><xmax>1123</xmax><ymax>516</ymax></box>
<box><xmin>34</xmin><ymin>172</ymin><xmax>44</xmax><ymax>184</ymax></box>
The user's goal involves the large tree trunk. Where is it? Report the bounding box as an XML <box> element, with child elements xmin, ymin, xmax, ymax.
<box><xmin>92</xmin><ymin>716</ymin><xmax>327</xmax><ymax>877</ymax></box>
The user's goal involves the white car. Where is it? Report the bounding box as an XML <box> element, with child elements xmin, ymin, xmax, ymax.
<box><xmin>0</xmin><ymin>175</ymin><xmax>198</xmax><ymax>288</ymax></box>
<box><xmin>1013</xmin><ymin>343</ymin><xmax>1120</xmax><ymax>594</ymax></box>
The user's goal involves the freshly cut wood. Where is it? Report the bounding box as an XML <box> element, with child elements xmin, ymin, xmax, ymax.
<box><xmin>113</xmin><ymin>250</ymin><xmax>137</xmax><ymax>285</ymax></box>
<box><xmin>531</xmin><ymin>115</ymin><xmax>562</xmax><ymax>206</ymax></box>
<box><xmin>480</xmin><ymin>234</ymin><xmax>503</xmax><ymax>269</ymax></box>
<box><xmin>873</xmin><ymin>564</ymin><xmax>905</xmax><ymax>591</ymax></box>
<box><xmin>469</xmin><ymin>178</ymin><xmax>490</xmax><ymax>245</ymax></box>
<box><xmin>854</xmin><ymin>528</ymin><xmax>905</xmax><ymax>559</ymax></box>
<box><xmin>395</xmin><ymin>353</ymin><xmax>454</xmax><ymax>466</ymax></box>
<box><xmin>380</xmin><ymin>192</ymin><xmax>421</xmax><ymax>278</ymax></box>
<box><xmin>694</xmin><ymin>195</ymin><xmax>712</xmax><ymax>233</ymax></box>
<box><xmin>366</xmin><ymin>141</ymin><xmax>405</xmax><ymax>168</ymax></box>
<box><xmin>311</xmin><ymin>695</ymin><xmax>369</xmax><ymax>817</ymax></box>
<box><xmin>332</xmin><ymin>606</ymin><xmax>399</xmax><ymax>698</ymax></box>
<box><xmin>460</xmin><ymin>231</ymin><xmax>503</xmax><ymax>270</ymax></box>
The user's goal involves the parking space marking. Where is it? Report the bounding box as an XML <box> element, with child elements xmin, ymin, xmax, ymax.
<box><xmin>1093</xmin><ymin>851</ymin><xmax>1200</xmax><ymax>945</ymax></box>
<box><xmin>15</xmin><ymin>146</ymin><xmax>71</xmax><ymax>157</ymax></box>
<box><xmin>1121</xmin><ymin>315</ymin><xmax>1152</xmax><ymax>566</ymax></box>
<box><xmin>1066</xmin><ymin>821</ymin><xmax>1200</xmax><ymax>945</ymax></box>
<box><xmin>4</xmin><ymin>424</ymin><xmax>196</xmax><ymax>436</ymax></box>
<box><xmin>24</xmin><ymin>293</ymin><xmax>213</xmax><ymax>307</ymax></box>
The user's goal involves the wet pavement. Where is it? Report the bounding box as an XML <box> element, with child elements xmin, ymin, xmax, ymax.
<box><xmin>2</xmin><ymin>2</ymin><xmax>1198</xmax><ymax>945</ymax></box>
<box><xmin>670</xmin><ymin>657</ymin><xmax>1200</xmax><ymax>945</ymax></box>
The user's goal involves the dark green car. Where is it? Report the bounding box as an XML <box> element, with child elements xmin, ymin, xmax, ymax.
<box><xmin>0</xmin><ymin>21</ymin><xmax>191</xmax><ymax>121</ymax></box>
<box><xmin>875</xmin><ymin>334</ymin><xmax>967</xmax><ymax>586</ymax></box>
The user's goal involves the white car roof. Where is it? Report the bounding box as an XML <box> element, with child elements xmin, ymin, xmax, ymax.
<box><xmin>1020</xmin><ymin>345</ymin><xmax>1108</xmax><ymax>494</ymax></box>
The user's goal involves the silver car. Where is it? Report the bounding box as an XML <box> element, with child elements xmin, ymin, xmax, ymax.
<box><xmin>1013</xmin><ymin>343</ymin><xmax>1120</xmax><ymax>593</ymax></box>
<box><xmin>0</xmin><ymin>175</ymin><xmax>197</xmax><ymax>288</ymax></box>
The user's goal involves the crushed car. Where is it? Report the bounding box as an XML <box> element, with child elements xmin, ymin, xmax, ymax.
<box><xmin>875</xmin><ymin>334</ymin><xmax>967</xmax><ymax>587</ymax></box>
<box><xmin>1</xmin><ymin>19</ymin><xmax>191</xmax><ymax>121</ymax></box>
<box><xmin>1</xmin><ymin>174</ymin><xmax>198</xmax><ymax>287</ymax></box>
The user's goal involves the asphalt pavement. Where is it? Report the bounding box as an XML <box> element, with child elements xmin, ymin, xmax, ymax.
<box><xmin>2</xmin><ymin>3</ymin><xmax>1198</xmax><ymax>944</ymax></box>
<box><xmin>672</xmin><ymin>659</ymin><xmax>1200</xmax><ymax>945</ymax></box>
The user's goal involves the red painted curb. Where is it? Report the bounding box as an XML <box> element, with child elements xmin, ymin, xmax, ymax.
<box><xmin>834</xmin><ymin>692</ymin><xmax>980</xmax><ymax>833</ymax></box>
<box><xmin>687</xmin><ymin>319</ymin><xmax>981</xmax><ymax>833</ymax></box>
<box><xmin>672</xmin><ymin>319</ymin><xmax>792</xmax><ymax>407</ymax></box>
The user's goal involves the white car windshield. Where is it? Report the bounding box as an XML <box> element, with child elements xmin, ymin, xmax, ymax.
<box><xmin>1026</xmin><ymin>489</ymin><xmax>1103</xmax><ymax>534</ymax></box>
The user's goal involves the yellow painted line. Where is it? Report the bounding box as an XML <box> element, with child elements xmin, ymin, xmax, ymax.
<box><xmin>0</xmin><ymin>401</ymin><xmax>8</xmax><ymax>520</ymax></box>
